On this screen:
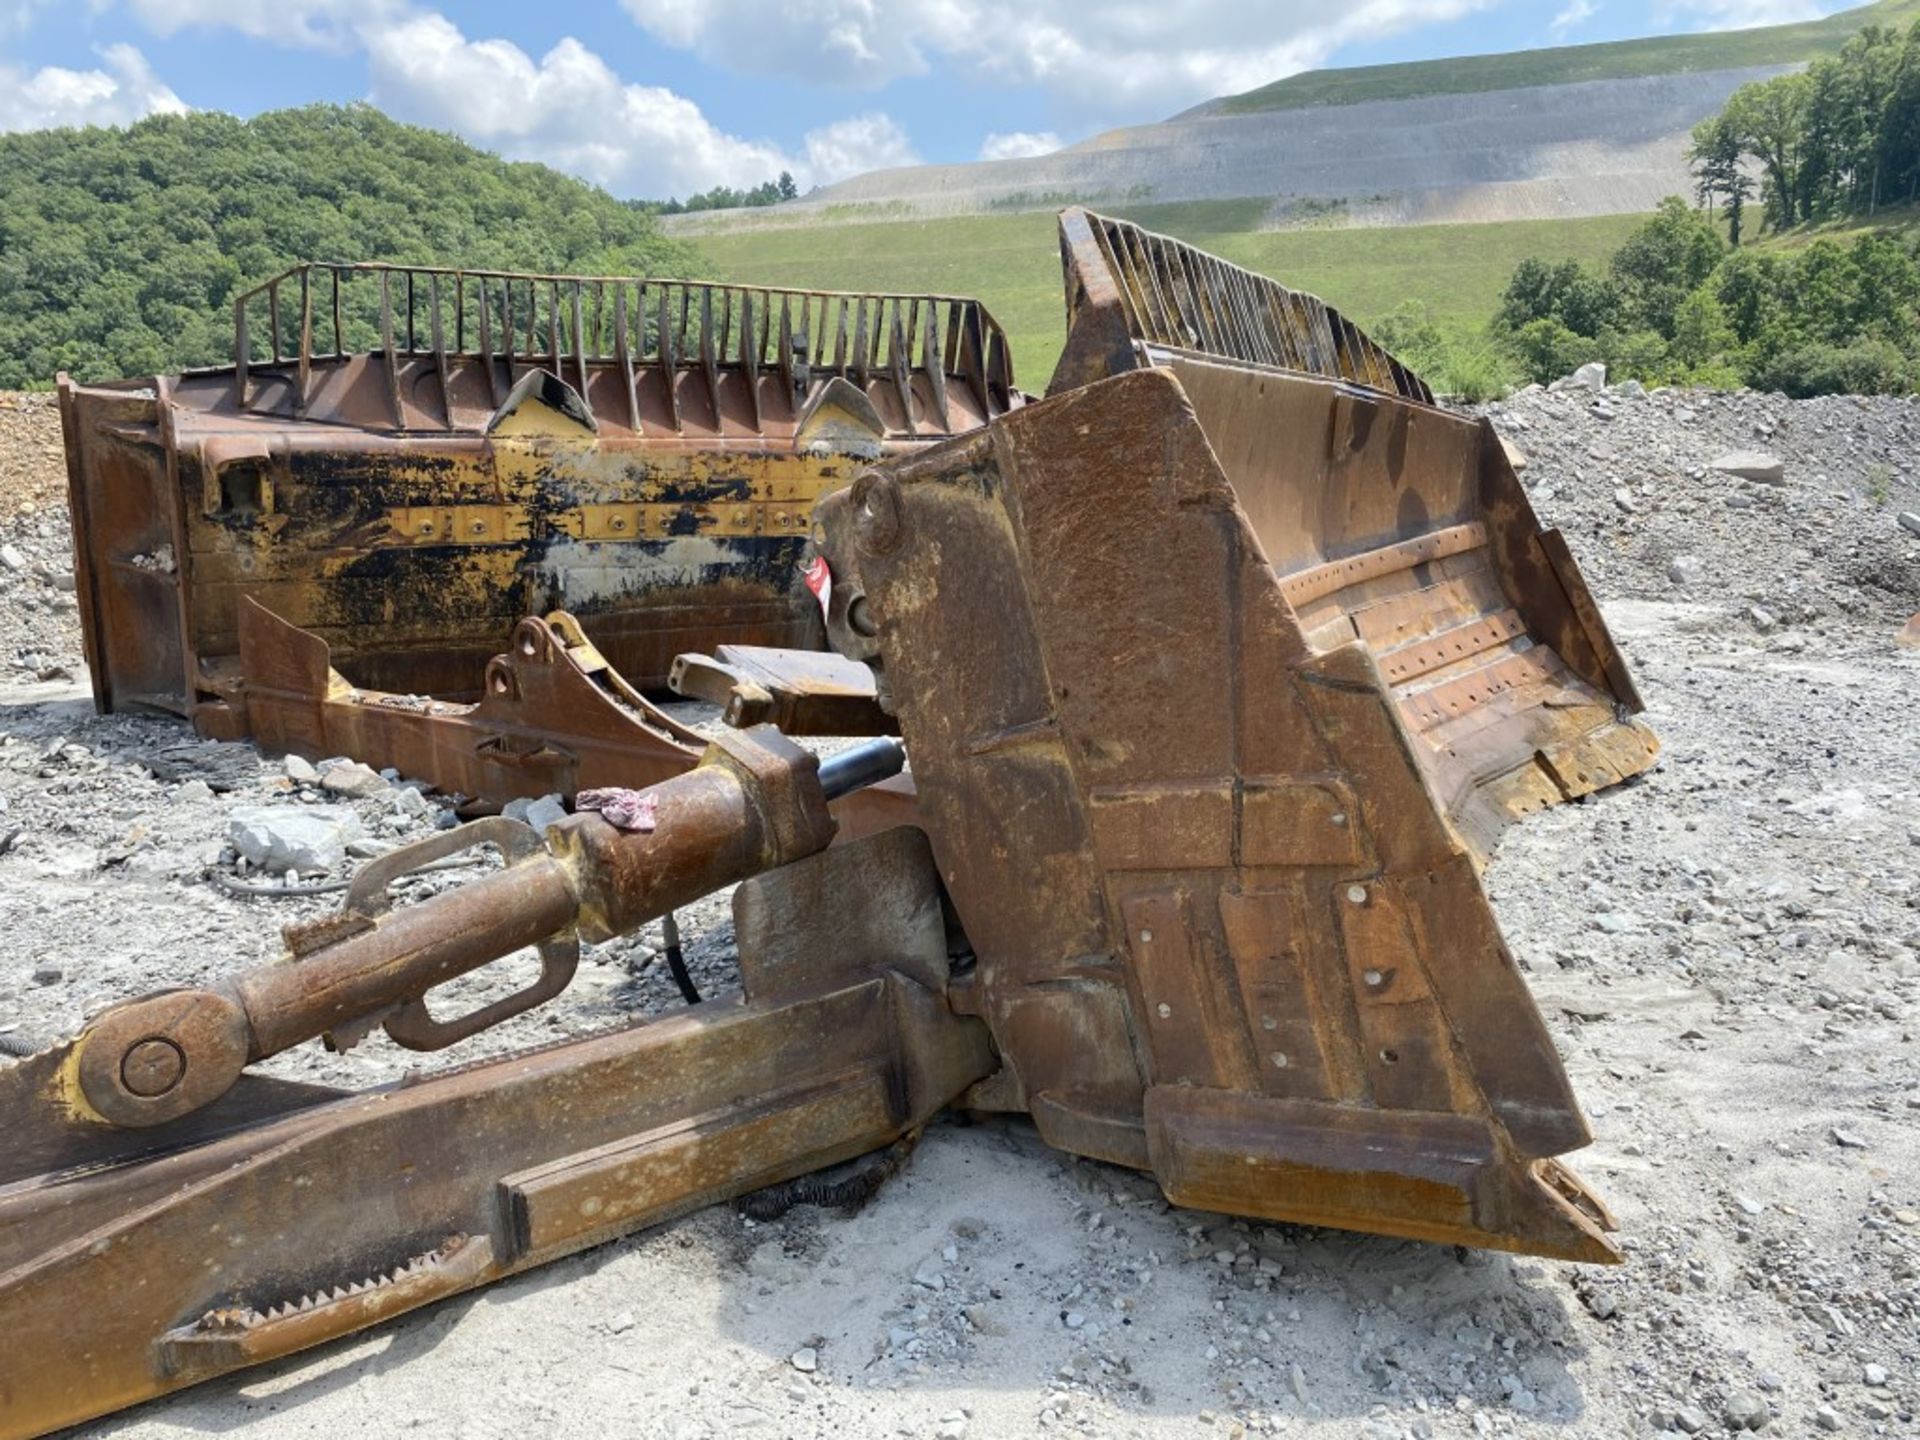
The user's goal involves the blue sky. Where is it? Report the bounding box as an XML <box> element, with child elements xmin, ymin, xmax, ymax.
<box><xmin>0</xmin><ymin>1</ymin><xmax>1861</xmax><ymax>198</ymax></box>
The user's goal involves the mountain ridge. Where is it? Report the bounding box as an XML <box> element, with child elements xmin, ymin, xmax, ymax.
<box><xmin>670</xmin><ymin>0</ymin><xmax>1919</xmax><ymax>234</ymax></box>
<box><xmin>1200</xmin><ymin>0</ymin><xmax>1920</xmax><ymax>116</ymax></box>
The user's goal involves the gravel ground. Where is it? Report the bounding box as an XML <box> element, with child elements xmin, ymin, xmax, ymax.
<box><xmin>0</xmin><ymin>383</ymin><xmax>1915</xmax><ymax>1440</ymax></box>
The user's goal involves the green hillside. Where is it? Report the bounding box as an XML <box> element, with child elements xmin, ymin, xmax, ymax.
<box><xmin>0</xmin><ymin>104</ymin><xmax>700</xmax><ymax>389</ymax></box>
<box><xmin>695</xmin><ymin>202</ymin><xmax>1647</xmax><ymax>390</ymax></box>
<box><xmin>1213</xmin><ymin>0</ymin><xmax>1920</xmax><ymax>115</ymax></box>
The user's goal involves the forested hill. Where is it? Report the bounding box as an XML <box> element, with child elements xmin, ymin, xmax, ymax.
<box><xmin>0</xmin><ymin>104</ymin><xmax>703</xmax><ymax>389</ymax></box>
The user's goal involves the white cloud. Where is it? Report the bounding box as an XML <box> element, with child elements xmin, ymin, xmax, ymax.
<box><xmin>0</xmin><ymin>42</ymin><xmax>186</xmax><ymax>131</ymax></box>
<box><xmin>362</xmin><ymin>15</ymin><xmax>784</xmax><ymax>194</ymax></box>
<box><xmin>1549</xmin><ymin>0</ymin><xmax>1597</xmax><ymax>39</ymax></box>
<box><xmin>1653</xmin><ymin>0</ymin><xmax>1834</xmax><ymax>27</ymax></box>
<box><xmin>804</xmin><ymin>112</ymin><xmax>918</xmax><ymax>183</ymax></box>
<box><xmin>103</xmin><ymin>2</ymin><xmax>922</xmax><ymax>197</ymax></box>
<box><xmin>979</xmin><ymin>130</ymin><xmax>1061</xmax><ymax>161</ymax></box>
<box><xmin>358</xmin><ymin>11</ymin><xmax>901</xmax><ymax>198</ymax></box>
<box><xmin>124</xmin><ymin>0</ymin><xmax>400</xmax><ymax>50</ymax></box>
<box><xmin>621</xmin><ymin>0</ymin><xmax>1504</xmax><ymax>118</ymax></box>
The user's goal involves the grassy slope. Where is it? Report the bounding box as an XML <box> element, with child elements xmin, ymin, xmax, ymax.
<box><xmin>1213</xmin><ymin>0</ymin><xmax>1920</xmax><ymax>115</ymax></box>
<box><xmin>697</xmin><ymin>202</ymin><xmax>1645</xmax><ymax>390</ymax></box>
<box><xmin>1755</xmin><ymin>200</ymin><xmax>1920</xmax><ymax>251</ymax></box>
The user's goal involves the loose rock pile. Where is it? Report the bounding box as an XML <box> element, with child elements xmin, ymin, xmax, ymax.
<box><xmin>1486</xmin><ymin>379</ymin><xmax>1920</xmax><ymax>632</ymax></box>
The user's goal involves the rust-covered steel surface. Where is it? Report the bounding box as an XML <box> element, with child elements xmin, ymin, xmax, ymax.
<box><xmin>811</xmin><ymin>354</ymin><xmax>1654</xmax><ymax>1261</ymax></box>
<box><xmin>3</xmin><ymin>214</ymin><xmax>1662</xmax><ymax>1439</ymax></box>
<box><xmin>1051</xmin><ymin>207</ymin><xmax>1434</xmax><ymax>403</ymax></box>
<box><xmin>235</xmin><ymin>597</ymin><xmax>704</xmax><ymax>802</ymax></box>
<box><xmin>59</xmin><ymin>262</ymin><xmax>1019</xmax><ymax>736</ymax></box>
<box><xmin>0</xmin><ymin>734</ymin><xmax>989</xmax><ymax>1438</ymax></box>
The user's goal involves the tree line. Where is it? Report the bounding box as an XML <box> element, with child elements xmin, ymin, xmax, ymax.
<box><xmin>1374</xmin><ymin>195</ymin><xmax>1920</xmax><ymax>401</ymax></box>
<box><xmin>1690</xmin><ymin>18</ymin><xmax>1920</xmax><ymax>239</ymax></box>
<box><xmin>1382</xmin><ymin>21</ymin><xmax>1920</xmax><ymax>402</ymax></box>
<box><xmin>0</xmin><ymin>104</ymin><xmax>701</xmax><ymax>390</ymax></box>
<box><xmin>1491</xmin><ymin>198</ymin><xmax>1920</xmax><ymax>397</ymax></box>
<box><xmin>637</xmin><ymin>173</ymin><xmax>800</xmax><ymax>215</ymax></box>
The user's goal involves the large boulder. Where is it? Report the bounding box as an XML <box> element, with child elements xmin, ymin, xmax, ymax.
<box><xmin>1709</xmin><ymin>451</ymin><xmax>1787</xmax><ymax>485</ymax></box>
<box><xmin>1550</xmin><ymin>362</ymin><xmax>1607</xmax><ymax>392</ymax></box>
<box><xmin>228</xmin><ymin>804</ymin><xmax>363</xmax><ymax>874</ymax></box>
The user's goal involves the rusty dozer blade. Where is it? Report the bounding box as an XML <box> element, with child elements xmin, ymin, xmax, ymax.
<box><xmin>803</xmin><ymin>215</ymin><xmax>1655</xmax><ymax>1267</ymax></box>
<box><xmin>814</xmin><ymin>370</ymin><xmax>1629</xmax><ymax>1261</ymax></box>
<box><xmin>58</xmin><ymin>264</ymin><xmax>1020</xmax><ymax>742</ymax></box>
<box><xmin>5</xmin><ymin>213</ymin><xmax>1656</xmax><ymax>1440</ymax></box>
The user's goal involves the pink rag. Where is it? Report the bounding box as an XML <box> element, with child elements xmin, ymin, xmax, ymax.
<box><xmin>576</xmin><ymin>788</ymin><xmax>658</xmax><ymax>832</ymax></box>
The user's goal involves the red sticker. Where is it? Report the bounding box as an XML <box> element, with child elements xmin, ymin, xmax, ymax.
<box><xmin>802</xmin><ymin>555</ymin><xmax>832</xmax><ymax>618</ymax></box>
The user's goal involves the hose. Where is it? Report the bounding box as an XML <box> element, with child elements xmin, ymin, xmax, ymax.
<box><xmin>661</xmin><ymin>911</ymin><xmax>701</xmax><ymax>1005</ymax></box>
<box><xmin>736</xmin><ymin>1130</ymin><xmax>921</xmax><ymax>1221</ymax></box>
<box><xmin>0</xmin><ymin>1031</ymin><xmax>36</xmax><ymax>1059</ymax></box>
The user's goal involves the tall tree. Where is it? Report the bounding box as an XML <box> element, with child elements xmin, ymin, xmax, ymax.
<box><xmin>1609</xmin><ymin>197</ymin><xmax>1726</xmax><ymax>338</ymax></box>
<box><xmin>1722</xmin><ymin>73</ymin><xmax>1810</xmax><ymax>229</ymax></box>
<box><xmin>1689</xmin><ymin>114</ymin><xmax>1754</xmax><ymax>245</ymax></box>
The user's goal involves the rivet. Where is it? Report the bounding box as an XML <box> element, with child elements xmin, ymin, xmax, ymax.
<box><xmin>1346</xmin><ymin>884</ymin><xmax>1368</xmax><ymax>904</ymax></box>
<box><xmin>1261</xmin><ymin>1015</ymin><xmax>1278</xmax><ymax>1032</ymax></box>
<box><xmin>1139</xmin><ymin>928</ymin><xmax>1153</xmax><ymax>944</ymax></box>
<box><xmin>1330</xmin><ymin>813</ymin><xmax>1347</xmax><ymax>828</ymax></box>
<box><xmin>1269</xmin><ymin>1052</ymin><xmax>1289</xmax><ymax>1069</ymax></box>
<box><xmin>1156</xmin><ymin>1003</ymin><xmax>1172</xmax><ymax>1020</ymax></box>
<box><xmin>1363</xmin><ymin>968</ymin><xmax>1383</xmax><ymax>987</ymax></box>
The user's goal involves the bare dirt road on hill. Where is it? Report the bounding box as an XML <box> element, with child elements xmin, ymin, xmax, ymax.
<box><xmin>0</xmin><ymin>384</ymin><xmax>1915</xmax><ymax>1440</ymax></box>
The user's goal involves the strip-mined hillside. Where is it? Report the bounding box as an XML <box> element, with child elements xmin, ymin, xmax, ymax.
<box><xmin>1207</xmin><ymin>0</ymin><xmax>1920</xmax><ymax>114</ymax></box>
<box><xmin>0</xmin><ymin>104</ymin><xmax>700</xmax><ymax>390</ymax></box>
<box><xmin>763</xmin><ymin>1</ymin><xmax>1919</xmax><ymax>227</ymax></box>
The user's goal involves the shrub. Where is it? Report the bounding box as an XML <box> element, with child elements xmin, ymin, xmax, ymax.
<box><xmin>1747</xmin><ymin>338</ymin><xmax>1914</xmax><ymax>397</ymax></box>
<box><xmin>1609</xmin><ymin>196</ymin><xmax>1726</xmax><ymax>338</ymax></box>
<box><xmin>1498</xmin><ymin>257</ymin><xmax>1620</xmax><ymax>337</ymax></box>
<box><xmin>1599</xmin><ymin>328</ymin><xmax>1674</xmax><ymax>385</ymax></box>
<box><xmin>1369</xmin><ymin>303</ymin><xmax>1517</xmax><ymax>401</ymax></box>
<box><xmin>1670</xmin><ymin>290</ymin><xmax>1736</xmax><ymax>369</ymax></box>
<box><xmin>1509</xmin><ymin>318</ymin><xmax>1598</xmax><ymax>385</ymax></box>
<box><xmin>1429</xmin><ymin>342</ymin><xmax>1518</xmax><ymax>403</ymax></box>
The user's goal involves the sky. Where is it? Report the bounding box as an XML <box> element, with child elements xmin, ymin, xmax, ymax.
<box><xmin>0</xmin><ymin>1</ymin><xmax>1865</xmax><ymax>199</ymax></box>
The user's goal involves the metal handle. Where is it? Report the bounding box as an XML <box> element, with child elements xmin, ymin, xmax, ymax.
<box><xmin>354</xmin><ymin>817</ymin><xmax>581</xmax><ymax>1052</ymax></box>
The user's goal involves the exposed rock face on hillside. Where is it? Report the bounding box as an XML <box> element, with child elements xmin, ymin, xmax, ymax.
<box><xmin>678</xmin><ymin>67</ymin><xmax>1791</xmax><ymax>231</ymax></box>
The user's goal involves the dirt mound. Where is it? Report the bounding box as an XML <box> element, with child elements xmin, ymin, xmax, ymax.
<box><xmin>0</xmin><ymin>392</ymin><xmax>64</xmax><ymax>518</ymax></box>
<box><xmin>0</xmin><ymin>392</ymin><xmax>79</xmax><ymax>683</ymax></box>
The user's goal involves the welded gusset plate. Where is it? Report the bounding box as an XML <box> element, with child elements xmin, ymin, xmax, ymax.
<box><xmin>231</xmin><ymin>598</ymin><xmax>702</xmax><ymax>805</ymax></box>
